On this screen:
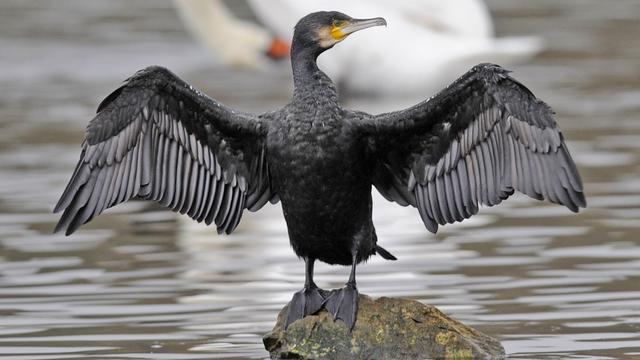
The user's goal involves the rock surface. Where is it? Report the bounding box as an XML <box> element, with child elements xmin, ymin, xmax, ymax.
<box><xmin>263</xmin><ymin>295</ymin><xmax>504</xmax><ymax>360</ymax></box>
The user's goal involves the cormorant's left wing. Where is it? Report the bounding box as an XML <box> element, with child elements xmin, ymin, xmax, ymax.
<box><xmin>54</xmin><ymin>66</ymin><xmax>275</xmax><ymax>236</ymax></box>
<box><xmin>354</xmin><ymin>63</ymin><xmax>586</xmax><ymax>233</ymax></box>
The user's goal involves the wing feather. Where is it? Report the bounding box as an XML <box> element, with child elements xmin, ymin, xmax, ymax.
<box><xmin>201</xmin><ymin>173</ymin><xmax>219</xmax><ymax>224</ymax></box>
<box><xmin>54</xmin><ymin>66</ymin><xmax>276</xmax><ymax>235</ymax></box>
<box><xmin>361</xmin><ymin>64</ymin><xmax>585</xmax><ymax>233</ymax></box>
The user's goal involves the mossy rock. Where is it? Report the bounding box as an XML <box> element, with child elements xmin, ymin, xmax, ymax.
<box><xmin>263</xmin><ymin>295</ymin><xmax>504</xmax><ymax>359</ymax></box>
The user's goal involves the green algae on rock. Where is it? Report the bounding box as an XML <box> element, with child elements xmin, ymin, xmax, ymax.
<box><xmin>264</xmin><ymin>295</ymin><xmax>504</xmax><ymax>360</ymax></box>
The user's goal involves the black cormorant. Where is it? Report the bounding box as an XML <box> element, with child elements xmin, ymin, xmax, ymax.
<box><xmin>54</xmin><ymin>11</ymin><xmax>586</xmax><ymax>330</ymax></box>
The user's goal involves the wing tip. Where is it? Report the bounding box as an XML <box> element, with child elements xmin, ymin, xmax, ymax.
<box><xmin>52</xmin><ymin>202</ymin><xmax>65</xmax><ymax>214</ymax></box>
<box><xmin>52</xmin><ymin>216</ymin><xmax>75</xmax><ymax>236</ymax></box>
<box><xmin>52</xmin><ymin>221</ymin><xmax>64</xmax><ymax>235</ymax></box>
<box><xmin>424</xmin><ymin>220</ymin><xmax>439</xmax><ymax>234</ymax></box>
<box><xmin>574</xmin><ymin>191</ymin><xmax>587</xmax><ymax>210</ymax></box>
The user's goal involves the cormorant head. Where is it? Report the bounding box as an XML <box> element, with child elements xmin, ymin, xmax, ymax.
<box><xmin>292</xmin><ymin>11</ymin><xmax>387</xmax><ymax>57</ymax></box>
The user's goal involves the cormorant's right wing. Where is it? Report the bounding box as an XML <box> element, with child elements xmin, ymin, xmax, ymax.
<box><xmin>354</xmin><ymin>63</ymin><xmax>585</xmax><ymax>233</ymax></box>
<box><xmin>54</xmin><ymin>66</ymin><xmax>275</xmax><ymax>235</ymax></box>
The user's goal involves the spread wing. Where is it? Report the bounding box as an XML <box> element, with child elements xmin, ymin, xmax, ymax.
<box><xmin>356</xmin><ymin>63</ymin><xmax>586</xmax><ymax>233</ymax></box>
<box><xmin>54</xmin><ymin>66</ymin><xmax>275</xmax><ymax>235</ymax></box>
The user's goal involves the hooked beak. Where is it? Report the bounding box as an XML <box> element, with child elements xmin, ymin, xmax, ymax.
<box><xmin>331</xmin><ymin>17</ymin><xmax>387</xmax><ymax>40</ymax></box>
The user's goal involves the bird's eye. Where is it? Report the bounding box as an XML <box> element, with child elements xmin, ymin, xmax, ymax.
<box><xmin>332</xmin><ymin>19</ymin><xmax>347</xmax><ymax>28</ymax></box>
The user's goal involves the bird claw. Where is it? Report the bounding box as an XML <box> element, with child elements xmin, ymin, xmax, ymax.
<box><xmin>285</xmin><ymin>284</ymin><xmax>326</xmax><ymax>328</ymax></box>
<box><xmin>323</xmin><ymin>282</ymin><xmax>359</xmax><ymax>330</ymax></box>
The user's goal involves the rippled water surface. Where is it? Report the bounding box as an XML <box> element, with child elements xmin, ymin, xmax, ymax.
<box><xmin>1</xmin><ymin>0</ymin><xmax>639</xmax><ymax>359</ymax></box>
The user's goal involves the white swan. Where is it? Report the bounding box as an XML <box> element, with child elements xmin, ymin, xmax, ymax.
<box><xmin>248</xmin><ymin>0</ymin><xmax>542</xmax><ymax>95</ymax></box>
<box><xmin>173</xmin><ymin>0</ymin><xmax>288</xmax><ymax>69</ymax></box>
<box><xmin>174</xmin><ymin>0</ymin><xmax>542</xmax><ymax>94</ymax></box>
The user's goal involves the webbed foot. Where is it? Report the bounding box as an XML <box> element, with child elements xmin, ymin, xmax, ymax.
<box><xmin>323</xmin><ymin>282</ymin><xmax>359</xmax><ymax>330</ymax></box>
<box><xmin>285</xmin><ymin>284</ymin><xmax>325</xmax><ymax>328</ymax></box>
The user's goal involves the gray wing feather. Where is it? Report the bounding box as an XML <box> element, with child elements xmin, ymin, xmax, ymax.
<box><xmin>410</xmin><ymin>109</ymin><xmax>585</xmax><ymax>233</ymax></box>
<box><xmin>54</xmin><ymin>66</ymin><xmax>275</xmax><ymax>235</ymax></box>
<box><xmin>364</xmin><ymin>64</ymin><xmax>586</xmax><ymax>233</ymax></box>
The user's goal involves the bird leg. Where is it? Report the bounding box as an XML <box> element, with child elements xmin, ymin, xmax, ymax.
<box><xmin>323</xmin><ymin>252</ymin><xmax>359</xmax><ymax>330</ymax></box>
<box><xmin>285</xmin><ymin>257</ymin><xmax>325</xmax><ymax>328</ymax></box>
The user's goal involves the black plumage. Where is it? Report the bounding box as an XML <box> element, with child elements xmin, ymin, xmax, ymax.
<box><xmin>54</xmin><ymin>11</ymin><xmax>585</xmax><ymax>330</ymax></box>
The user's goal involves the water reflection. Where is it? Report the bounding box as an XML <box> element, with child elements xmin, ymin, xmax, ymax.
<box><xmin>0</xmin><ymin>0</ymin><xmax>639</xmax><ymax>359</ymax></box>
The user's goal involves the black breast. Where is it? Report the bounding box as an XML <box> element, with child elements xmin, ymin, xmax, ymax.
<box><xmin>265</xmin><ymin>73</ymin><xmax>376</xmax><ymax>265</ymax></box>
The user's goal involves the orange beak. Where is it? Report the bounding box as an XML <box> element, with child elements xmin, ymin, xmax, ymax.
<box><xmin>266</xmin><ymin>38</ymin><xmax>290</xmax><ymax>60</ymax></box>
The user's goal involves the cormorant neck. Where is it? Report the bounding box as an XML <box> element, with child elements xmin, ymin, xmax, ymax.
<box><xmin>290</xmin><ymin>43</ymin><xmax>325</xmax><ymax>92</ymax></box>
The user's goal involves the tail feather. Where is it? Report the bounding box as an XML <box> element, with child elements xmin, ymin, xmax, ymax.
<box><xmin>376</xmin><ymin>245</ymin><xmax>397</xmax><ymax>261</ymax></box>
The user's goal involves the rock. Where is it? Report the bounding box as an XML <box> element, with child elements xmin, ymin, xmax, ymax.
<box><xmin>263</xmin><ymin>294</ymin><xmax>504</xmax><ymax>360</ymax></box>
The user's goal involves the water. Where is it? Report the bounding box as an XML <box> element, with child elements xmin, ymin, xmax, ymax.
<box><xmin>0</xmin><ymin>0</ymin><xmax>639</xmax><ymax>358</ymax></box>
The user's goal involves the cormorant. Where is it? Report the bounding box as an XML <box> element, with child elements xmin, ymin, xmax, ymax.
<box><xmin>54</xmin><ymin>11</ymin><xmax>586</xmax><ymax>330</ymax></box>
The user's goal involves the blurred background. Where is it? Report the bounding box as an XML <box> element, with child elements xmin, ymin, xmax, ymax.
<box><xmin>0</xmin><ymin>0</ymin><xmax>639</xmax><ymax>358</ymax></box>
